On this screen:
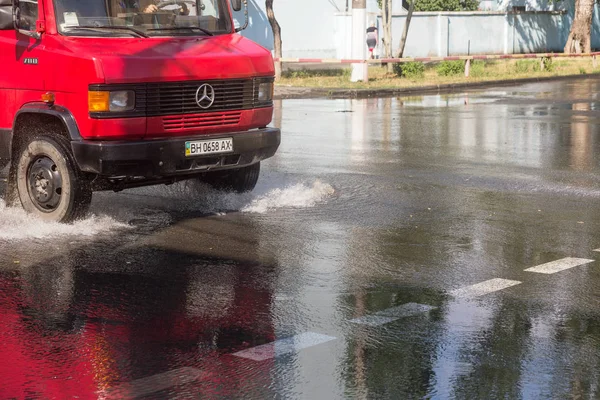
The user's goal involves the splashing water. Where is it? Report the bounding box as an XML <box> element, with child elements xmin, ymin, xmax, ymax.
<box><xmin>241</xmin><ymin>180</ymin><xmax>335</xmax><ymax>214</ymax></box>
<box><xmin>0</xmin><ymin>200</ymin><xmax>130</xmax><ymax>241</ymax></box>
<box><xmin>0</xmin><ymin>179</ymin><xmax>335</xmax><ymax>240</ymax></box>
<box><xmin>129</xmin><ymin>179</ymin><xmax>336</xmax><ymax>215</ymax></box>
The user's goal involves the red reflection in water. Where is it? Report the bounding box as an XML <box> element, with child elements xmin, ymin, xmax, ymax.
<box><xmin>0</xmin><ymin>265</ymin><xmax>275</xmax><ymax>399</ymax></box>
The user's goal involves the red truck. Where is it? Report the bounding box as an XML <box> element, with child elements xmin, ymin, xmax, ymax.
<box><xmin>0</xmin><ymin>0</ymin><xmax>280</xmax><ymax>222</ymax></box>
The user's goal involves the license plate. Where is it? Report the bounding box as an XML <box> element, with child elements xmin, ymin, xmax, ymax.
<box><xmin>185</xmin><ymin>138</ymin><xmax>233</xmax><ymax>157</ymax></box>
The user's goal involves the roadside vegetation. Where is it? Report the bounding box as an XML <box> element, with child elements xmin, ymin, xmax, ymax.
<box><xmin>277</xmin><ymin>58</ymin><xmax>600</xmax><ymax>90</ymax></box>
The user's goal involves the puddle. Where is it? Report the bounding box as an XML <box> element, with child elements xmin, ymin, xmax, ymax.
<box><xmin>119</xmin><ymin>178</ymin><xmax>336</xmax><ymax>215</ymax></box>
<box><xmin>0</xmin><ymin>178</ymin><xmax>335</xmax><ymax>241</ymax></box>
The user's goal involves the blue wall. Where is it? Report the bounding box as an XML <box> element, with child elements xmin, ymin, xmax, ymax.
<box><xmin>341</xmin><ymin>9</ymin><xmax>600</xmax><ymax>58</ymax></box>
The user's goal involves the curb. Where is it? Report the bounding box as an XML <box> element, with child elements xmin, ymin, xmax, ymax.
<box><xmin>274</xmin><ymin>73</ymin><xmax>600</xmax><ymax>100</ymax></box>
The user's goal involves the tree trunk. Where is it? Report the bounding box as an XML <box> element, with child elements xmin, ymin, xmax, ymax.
<box><xmin>266</xmin><ymin>0</ymin><xmax>282</xmax><ymax>79</ymax></box>
<box><xmin>397</xmin><ymin>0</ymin><xmax>415</xmax><ymax>58</ymax></box>
<box><xmin>382</xmin><ymin>0</ymin><xmax>393</xmax><ymax>73</ymax></box>
<box><xmin>565</xmin><ymin>0</ymin><xmax>594</xmax><ymax>54</ymax></box>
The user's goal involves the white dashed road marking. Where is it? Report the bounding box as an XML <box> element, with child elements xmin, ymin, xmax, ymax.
<box><xmin>524</xmin><ymin>257</ymin><xmax>594</xmax><ymax>274</ymax></box>
<box><xmin>99</xmin><ymin>255</ymin><xmax>599</xmax><ymax>396</ymax></box>
<box><xmin>102</xmin><ymin>367</ymin><xmax>205</xmax><ymax>399</ymax></box>
<box><xmin>233</xmin><ymin>332</ymin><xmax>337</xmax><ymax>361</ymax></box>
<box><xmin>451</xmin><ymin>278</ymin><xmax>522</xmax><ymax>298</ymax></box>
<box><xmin>350</xmin><ymin>303</ymin><xmax>437</xmax><ymax>327</ymax></box>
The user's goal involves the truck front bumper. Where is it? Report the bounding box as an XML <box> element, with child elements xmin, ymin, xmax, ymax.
<box><xmin>71</xmin><ymin>128</ymin><xmax>281</xmax><ymax>178</ymax></box>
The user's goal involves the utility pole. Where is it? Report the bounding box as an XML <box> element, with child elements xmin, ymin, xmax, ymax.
<box><xmin>351</xmin><ymin>0</ymin><xmax>368</xmax><ymax>82</ymax></box>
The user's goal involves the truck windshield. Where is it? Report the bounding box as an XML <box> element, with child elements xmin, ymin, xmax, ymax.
<box><xmin>54</xmin><ymin>0</ymin><xmax>232</xmax><ymax>37</ymax></box>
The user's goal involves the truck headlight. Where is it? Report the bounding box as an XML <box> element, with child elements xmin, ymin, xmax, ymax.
<box><xmin>254</xmin><ymin>78</ymin><xmax>274</xmax><ymax>107</ymax></box>
<box><xmin>257</xmin><ymin>82</ymin><xmax>273</xmax><ymax>103</ymax></box>
<box><xmin>89</xmin><ymin>90</ymin><xmax>135</xmax><ymax>112</ymax></box>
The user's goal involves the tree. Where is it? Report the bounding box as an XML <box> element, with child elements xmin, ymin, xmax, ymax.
<box><xmin>565</xmin><ymin>0</ymin><xmax>595</xmax><ymax>54</ymax></box>
<box><xmin>376</xmin><ymin>0</ymin><xmax>414</xmax><ymax>60</ymax></box>
<box><xmin>377</xmin><ymin>0</ymin><xmax>478</xmax><ymax>61</ymax></box>
<box><xmin>397</xmin><ymin>0</ymin><xmax>415</xmax><ymax>58</ymax></box>
<box><xmin>381</xmin><ymin>0</ymin><xmax>393</xmax><ymax>73</ymax></box>
<box><xmin>265</xmin><ymin>0</ymin><xmax>282</xmax><ymax>79</ymax></box>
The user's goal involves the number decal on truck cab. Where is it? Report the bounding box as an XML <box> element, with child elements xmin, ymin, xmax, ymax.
<box><xmin>23</xmin><ymin>58</ymin><xmax>38</xmax><ymax>65</ymax></box>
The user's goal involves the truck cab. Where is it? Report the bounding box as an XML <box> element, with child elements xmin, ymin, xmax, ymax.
<box><xmin>0</xmin><ymin>0</ymin><xmax>280</xmax><ymax>222</ymax></box>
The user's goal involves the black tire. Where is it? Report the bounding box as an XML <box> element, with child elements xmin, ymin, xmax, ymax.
<box><xmin>199</xmin><ymin>162</ymin><xmax>261</xmax><ymax>193</ymax></box>
<box><xmin>15</xmin><ymin>136</ymin><xmax>92</xmax><ymax>223</ymax></box>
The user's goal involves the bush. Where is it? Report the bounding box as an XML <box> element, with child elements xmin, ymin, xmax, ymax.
<box><xmin>436</xmin><ymin>60</ymin><xmax>465</xmax><ymax>76</ymax></box>
<box><xmin>393</xmin><ymin>61</ymin><xmax>425</xmax><ymax>79</ymax></box>
<box><xmin>580</xmin><ymin>67</ymin><xmax>587</xmax><ymax>74</ymax></box>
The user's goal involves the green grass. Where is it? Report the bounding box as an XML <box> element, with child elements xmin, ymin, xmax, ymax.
<box><xmin>470</xmin><ymin>60</ymin><xmax>486</xmax><ymax>77</ymax></box>
<box><xmin>277</xmin><ymin>58</ymin><xmax>600</xmax><ymax>90</ymax></box>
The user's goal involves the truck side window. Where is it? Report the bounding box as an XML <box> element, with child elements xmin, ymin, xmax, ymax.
<box><xmin>0</xmin><ymin>0</ymin><xmax>12</xmax><ymax>30</ymax></box>
<box><xmin>17</xmin><ymin>0</ymin><xmax>38</xmax><ymax>31</ymax></box>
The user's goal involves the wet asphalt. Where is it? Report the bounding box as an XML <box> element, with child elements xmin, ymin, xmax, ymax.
<box><xmin>3</xmin><ymin>78</ymin><xmax>600</xmax><ymax>399</ymax></box>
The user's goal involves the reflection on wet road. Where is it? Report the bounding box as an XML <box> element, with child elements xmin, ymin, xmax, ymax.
<box><xmin>4</xmin><ymin>79</ymin><xmax>600</xmax><ymax>398</ymax></box>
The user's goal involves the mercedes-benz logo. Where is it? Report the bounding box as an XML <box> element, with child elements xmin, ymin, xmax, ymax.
<box><xmin>195</xmin><ymin>84</ymin><xmax>215</xmax><ymax>109</ymax></box>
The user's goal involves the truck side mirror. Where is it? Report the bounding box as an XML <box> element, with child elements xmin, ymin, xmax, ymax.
<box><xmin>231</xmin><ymin>0</ymin><xmax>242</xmax><ymax>12</ymax></box>
<box><xmin>13</xmin><ymin>0</ymin><xmax>41</xmax><ymax>39</ymax></box>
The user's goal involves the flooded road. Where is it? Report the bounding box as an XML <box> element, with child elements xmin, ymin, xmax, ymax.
<box><xmin>3</xmin><ymin>78</ymin><xmax>600</xmax><ymax>399</ymax></box>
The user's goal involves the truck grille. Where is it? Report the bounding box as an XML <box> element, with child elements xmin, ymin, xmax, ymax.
<box><xmin>162</xmin><ymin>111</ymin><xmax>242</xmax><ymax>131</ymax></box>
<box><xmin>145</xmin><ymin>79</ymin><xmax>254</xmax><ymax>117</ymax></box>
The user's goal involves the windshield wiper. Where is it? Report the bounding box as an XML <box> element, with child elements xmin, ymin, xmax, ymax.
<box><xmin>63</xmin><ymin>25</ymin><xmax>149</xmax><ymax>38</ymax></box>
<box><xmin>146</xmin><ymin>26</ymin><xmax>214</xmax><ymax>36</ymax></box>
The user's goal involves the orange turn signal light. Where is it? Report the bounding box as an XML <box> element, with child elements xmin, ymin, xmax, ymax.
<box><xmin>88</xmin><ymin>91</ymin><xmax>110</xmax><ymax>112</ymax></box>
<box><xmin>41</xmin><ymin>92</ymin><xmax>55</xmax><ymax>104</ymax></box>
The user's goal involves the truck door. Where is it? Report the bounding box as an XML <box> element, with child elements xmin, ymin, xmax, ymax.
<box><xmin>0</xmin><ymin>0</ymin><xmax>15</xmax><ymax>131</ymax></box>
<box><xmin>0</xmin><ymin>0</ymin><xmax>15</xmax><ymax>166</ymax></box>
<box><xmin>11</xmin><ymin>0</ymin><xmax>46</xmax><ymax>94</ymax></box>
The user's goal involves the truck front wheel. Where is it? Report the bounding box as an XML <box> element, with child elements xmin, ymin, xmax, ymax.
<box><xmin>15</xmin><ymin>136</ymin><xmax>92</xmax><ymax>223</ymax></box>
<box><xmin>199</xmin><ymin>162</ymin><xmax>261</xmax><ymax>193</ymax></box>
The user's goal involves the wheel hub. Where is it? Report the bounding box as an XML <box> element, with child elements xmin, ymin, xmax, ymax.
<box><xmin>28</xmin><ymin>157</ymin><xmax>62</xmax><ymax>211</ymax></box>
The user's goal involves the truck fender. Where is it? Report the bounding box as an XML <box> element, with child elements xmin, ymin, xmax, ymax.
<box><xmin>0</xmin><ymin>104</ymin><xmax>82</xmax><ymax>170</ymax></box>
<box><xmin>14</xmin><ymin>103</ymin><xmax>82</xmax><ymax>142</ymax></box>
